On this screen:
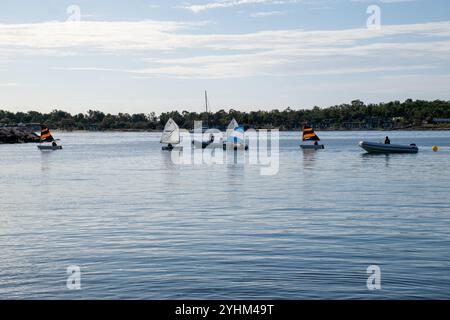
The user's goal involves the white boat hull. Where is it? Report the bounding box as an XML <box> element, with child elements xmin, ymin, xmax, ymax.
<box><xmin>359</xmin><ymin>141</ymin><xmax>418</xmax><ymax>154</ymax></box>
<box><xmin>38</xmin><ymin>145</ymin><xmax>62</xmax><ymax>151</ymax></box>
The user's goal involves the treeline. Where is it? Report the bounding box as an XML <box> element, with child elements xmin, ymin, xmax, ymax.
<box><xmin>1</xmin><ymin>99</ymin><xmax>449</xmax><ymax>131</ymax></box>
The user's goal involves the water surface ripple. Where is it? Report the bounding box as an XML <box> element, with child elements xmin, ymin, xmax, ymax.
<box><xmin>1</xmin><ymin>131</ymin><xmax>449</xmax><ymax>299</ymax></box>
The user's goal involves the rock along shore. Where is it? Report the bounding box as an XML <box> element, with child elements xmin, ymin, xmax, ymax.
<box><xmin>0</xmin><ymin>127</ymin><xmax>40</xmax><ymax>144</ymax></box>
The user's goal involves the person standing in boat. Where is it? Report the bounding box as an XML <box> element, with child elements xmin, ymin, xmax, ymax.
<box><xmin>384</xmin><ymin>136</ymin><xmax>391</xmax><ymax>144</ymax></box>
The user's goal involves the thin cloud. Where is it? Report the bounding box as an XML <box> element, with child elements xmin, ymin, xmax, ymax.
<box><xmin>183</xmin><ymin>0</ymin><xmax>303</xmax><ymax>13</ymax></box>
<box><xmin>0</xmin><ymin>82</ymin><xmax>20</xmax><ymax>87</ymax></box>
<box><xmin>250</xmin><ymin>10</ymin><xmax>287</xmax><ymax>17</ymax></box>
<box><xmin>1</xmin><ymin>20</ymin><xmax>449</xmax><ymax>51</ymax></box>
<box><xmin>1</xmin><ymin>20</ymin><xmax>449</xmax><ymax>79</ymax></box>
<box><xmin>352</xmin><ymin>0</ymin><xmax>417</xmax><ymax>3</ymax></box>
<box><xmin>56</xmin><ymin>67</ymin><xmax>121</xmax><ymax>72</ymax></box>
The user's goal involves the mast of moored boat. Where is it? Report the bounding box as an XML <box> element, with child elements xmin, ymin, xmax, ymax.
<box><xmin>205</xmin><ymin>90</ymin><xmax>210</xmax><ymax>128</ymax></box>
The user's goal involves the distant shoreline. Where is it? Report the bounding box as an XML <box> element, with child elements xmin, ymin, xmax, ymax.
<box><xmin>52</xmin><ymin>126</ymin><xmax>450</xmax><ymax>133</ymax></box>
<box><xmin>2</xmin><ymin>126</ymin><xmax>449</xmax><ymax>145</ymax></box>
<box><xmin>2</xmin><ymin>99</ymin><xmax>450</xmax><ymax>133</ymax></box>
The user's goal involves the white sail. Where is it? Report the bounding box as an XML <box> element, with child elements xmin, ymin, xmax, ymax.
<box><xmin>226</xmin><ymin>118</ymin><xmax>239</xmax><ymax>138</ymax></box>
<box><xmin>160</xmin><ymin>118</ymin><xmax>180</xmax><ymax>144</ymax></box>
<box><xmin>227</xmin><ymin>118</ymin><xmax>239</xmax><ymax>130</ymax></box>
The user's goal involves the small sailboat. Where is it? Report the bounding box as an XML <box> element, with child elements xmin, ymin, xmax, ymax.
<box><xmin>190</xmin><ymin>91</ymin><xmax>211</xmax><ymax>135</ymax></box>
<box><xmin>161</xmin><ymin>118</ymin><xmax>182</xmax><ymax>151</ymax></box>
<box><xmin>194</xmin><ymin>132</ymin><xmax>222</xmax><ymax>149</ymax></box>
<box><xmin>192</xmin><ymin>91</ymin><xmax>223</xmax><ymax>148</ymax></box>
<box><xmin>300</xmin><ymin>126</ymin><xmax>324</xmax><ymax>150</ymax></box>
<box><xmin>223</xmin><ymin>118</ymin><xmax>248</xmax><ymax>150</ymax></box>
<box><xmin>37</xmin><ymin>126</ymin><xmax>62</xmax><ymax>150</ymax></box>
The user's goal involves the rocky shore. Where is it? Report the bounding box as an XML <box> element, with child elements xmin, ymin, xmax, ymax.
<box><xmin>0</xmin><ymin>127</ymin><xmax>40</xmax><ymax>144</ymax></box>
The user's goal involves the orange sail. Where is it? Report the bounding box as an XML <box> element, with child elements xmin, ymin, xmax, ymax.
<box><xmin>302</xmin><ymin>126</ymin><xmax>320</xmax><ymax>141</ymax></box>
<box><xmin>40</xmin><ymin>127</ymin><xmax>54</xmax><ymax>142</ymax></box>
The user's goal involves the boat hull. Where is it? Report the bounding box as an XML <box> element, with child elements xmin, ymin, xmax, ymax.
<box><xmin>192</xmin><ymin>140</ymin><xmax>223</xmax><ymax>149</ymax></box>
<box><xmin>223</xmin><ymin>143</ymin><xmax>248</xmax><ymax>151</ymax></box>
<box><xmin>359</xmin><ymin>141</ymin><xmax>418</xmax><ymax>154</ymax></box>
<box><xmin>300</xmin><ymin>144</ymin><xmax>324</xmax><ymax>150</ymax></box>
<box><xmin>37</xmin><ymin>145</ymin><xmax>62</xmax><ymax>151</ymax></box>
<box><xmin>162</xmin><ymin>145</ymin><xmax>183</xmax><ymax>151</ymax></box>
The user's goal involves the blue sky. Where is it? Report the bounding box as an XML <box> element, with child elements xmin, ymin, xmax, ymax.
<box><xmin>1</xmin><ymin>0</ymin><xmax>449</xmax><ymax>114</ymax></box>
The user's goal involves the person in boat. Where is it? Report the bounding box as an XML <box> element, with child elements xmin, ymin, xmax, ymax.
<box><xmin>384</xmin><ymin>136</ymin><xmax>391</xmax><ymax>144</ymax></box>
<box><xmin>52</xmin><ymin>141</ymin><xmax>57</xmax><ymax>147</ymax></box>
<box><xmin>314</xmin><ymin>141</ymin><xmax>319</xmax><ymax>146</ymax></box>
<box><xmin>203</xmin><ymin>134</ymin><xmax>215</xmax><ymax>148</ymax></box>
<box><xmin>167</xmin><ymin>143</ymin><xmax>173</xmax><ymax>150</ymax></box>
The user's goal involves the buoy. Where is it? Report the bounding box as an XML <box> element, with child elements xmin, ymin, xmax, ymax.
<box><xmin>432</xmin><ymin>145</ymin><xmax>439</xmax><ymax>152</ymax></box>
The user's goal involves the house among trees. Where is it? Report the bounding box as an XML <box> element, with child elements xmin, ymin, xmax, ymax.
<box><xmin>433</xmin><ymin>118</ymin><xmax>450</xmax><ymax>123</ymax></box>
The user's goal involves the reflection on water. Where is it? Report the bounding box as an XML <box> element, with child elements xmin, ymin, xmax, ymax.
<box><xmin>40</xmin><ymin>150</ymin><xmax>54</xmax><ymax>172</ymax></box>
<box><xmin>301</xmin><ymin>149</ymin><xmax>317</xmax><ymax>170</ymax></box>
<box><xmin>361</xmin><ymin>152</ymin><xmax>392</xmax><ymax>167</ymax></box>
<box><xmin>0</xmin><ymin>131</ymin><xmax>449</xmax><ymax>299</ymax></box>
<box><xmin>361</xmin><ymin>152</ymin><xmax>420</xmax><ymax>168</ymax></box>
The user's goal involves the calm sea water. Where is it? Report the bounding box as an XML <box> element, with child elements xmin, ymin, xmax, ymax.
<box><xmin>0</xmin><ymin>131</ymin><xmax>449</xmax><ymax>299</ymax></box>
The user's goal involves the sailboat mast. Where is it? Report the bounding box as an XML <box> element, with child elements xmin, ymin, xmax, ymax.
<box><xmin>205</xmin><ymin>90</ymin><xmax>208</xmax><ymax>114</ymax></box>
<box><xmin>205</xmin><ymin>90</ymin><xmax>210</xmax><ymax>127</ymax></box>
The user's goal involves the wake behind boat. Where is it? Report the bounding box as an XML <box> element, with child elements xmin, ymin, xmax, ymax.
<box><xmin>37</xmin><ymin>126</ymin><xmax>62</xmax><ymax>151</ymax></box>
<box><xmin>300</xmin><ymin>126</ymin><xmax>324</xmax><ymax>150</ymax></box>
<box><xmin>359</xmin><ymin>141</ymin><xmax>418</xmax><ymax>154</ymax></box>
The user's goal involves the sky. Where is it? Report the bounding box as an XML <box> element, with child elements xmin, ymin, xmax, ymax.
<box><xmin>0</xmin><ymin>0</ymin><xmax>449</xmax><ymax>114</ymax></box>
